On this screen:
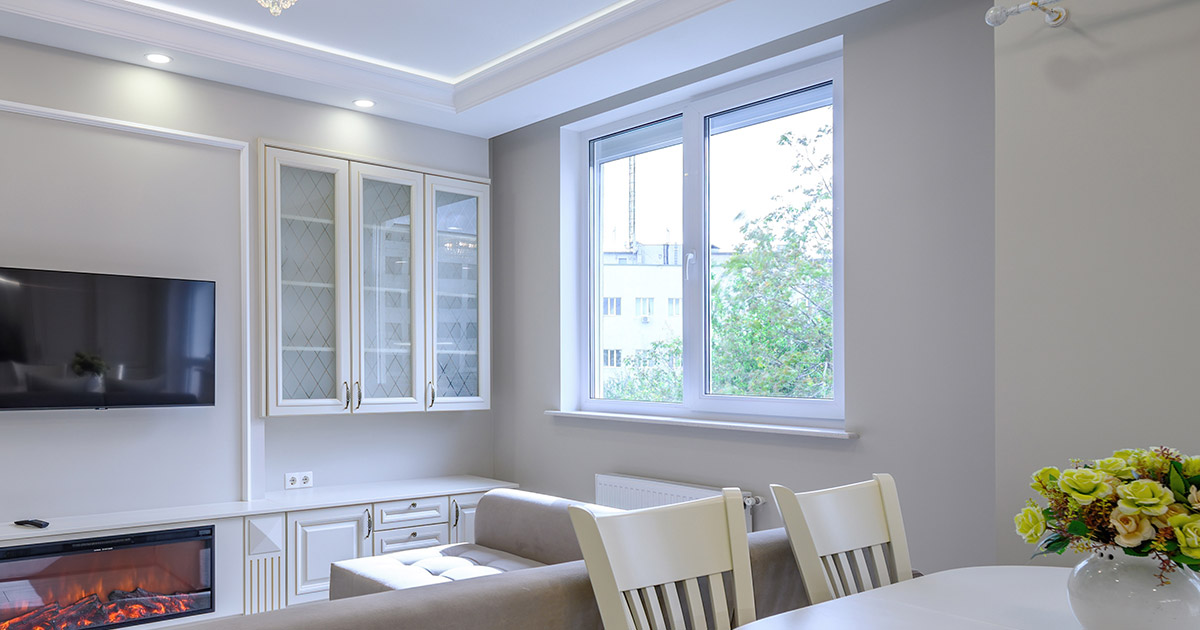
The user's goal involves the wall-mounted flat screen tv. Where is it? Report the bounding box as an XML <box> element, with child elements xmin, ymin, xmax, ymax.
<box><xmin>0</xmin><ymin>267</ymin><xmax>215</xmax><ymax>410</ymax></box>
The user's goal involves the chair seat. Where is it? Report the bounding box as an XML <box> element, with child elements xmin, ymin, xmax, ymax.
<box><xmin>330</xmin><ymin>543</ymin><xmax>546</xmax><ymax>599</ymax></box>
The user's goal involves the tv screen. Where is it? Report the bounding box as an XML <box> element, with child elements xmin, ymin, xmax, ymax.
<box><xmin>0</xmin><ymin>267</ymin><xmax>215</xmax><ymax>410</ymax></box>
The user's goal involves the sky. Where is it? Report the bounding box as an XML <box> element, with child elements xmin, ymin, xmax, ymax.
<box><xmin>598</xmin><ymin>104</ymin><xmax>832</xmax><ymax>254</ymax></box>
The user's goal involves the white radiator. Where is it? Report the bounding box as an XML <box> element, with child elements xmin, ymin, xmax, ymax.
<box><xmin>594</xmin><ymin>473</ymin><xmax>764</xmax><ymax>530</ymax></box>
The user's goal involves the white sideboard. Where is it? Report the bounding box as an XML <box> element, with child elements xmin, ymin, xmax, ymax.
<box><xmin>0</xmin><ymin>475</ymin><xmax>516</xmax><ymax>623</ymax></box>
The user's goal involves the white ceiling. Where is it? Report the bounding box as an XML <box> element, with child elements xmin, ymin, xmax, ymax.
<box><xmin>0</xmin><ymin>0</ymin><xmax>889</xmax><ymax>138</ymax></box>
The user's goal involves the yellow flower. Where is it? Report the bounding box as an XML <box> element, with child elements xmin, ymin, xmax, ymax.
<box><xmin>1030</xmin><ymin>466</ymin><xmax>1060</xmax><ymax>492</ymax></box>
<box><xmin>1014</xmin><ymin>507</ymin><xmax>1046</xmax><ymax>544</ymax></box>
<box><xmin>1058</xmin><ymin>468</ymin><xmax>1114</xmax><ymax>505</ymax></box>
<box><xmin>1113</xmin><ymin>449</ymin><xmax>1142</xmax><ymax>463</ymax></box>
<box><xmin>1150</xmin><ymin>503</ymin><xmax>1188</xmax><ymax>530</ymax></box>
<box><xmin>1094</xmin><ymin>457</ymin><xmax>1135</xmax><ymax>480</ymax></box>
<box><xmin>1183</xmin><ymin>457</ymin><xmax>1200</xmax><ymax>479</ymax></box>
<box><xmin>1110</xmin><ymin>507</ymin><xmax>1155</xmax><ymax>548</ymax></box>
<box><xmin>1190</xmin><ymin>486</ymin><xmax>1200</xmax><ymax>511</ymax></box>
<box><xmin>1168</xmin><ymin>513</ymin><xmax>1200</xmax><ymax>560</ymax></box>
<box><xmin>1116</xmin><ymin>479</ymin><xmax>1175</xmax><ymax>516</ymax></box>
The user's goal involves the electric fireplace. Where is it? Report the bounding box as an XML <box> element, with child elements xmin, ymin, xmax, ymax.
<box><xmin>0</xmin><ymin>527</ymin><xmax>214</xmax><ymax>630</ymax></box>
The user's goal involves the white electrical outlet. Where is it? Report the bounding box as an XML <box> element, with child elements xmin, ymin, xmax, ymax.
<box><xmin>285</xmin><ymin>471</ymin><xmax>314</xmax><ymax>489</ymax></box>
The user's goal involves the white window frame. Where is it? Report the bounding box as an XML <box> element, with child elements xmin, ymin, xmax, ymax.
<box><xmin>568</xmin><ymin>56</ymin><xmax>845</xmax><ymax>431</ymax></box>
<box><xmin>602</xmin><ymin>297</ymin><xmax>621</xmax><ymax>316</ymax></box>
<box><xmin>668</xmin><ymin>297</ymin><xmax>682</xmax><ymax>317</ymax></box>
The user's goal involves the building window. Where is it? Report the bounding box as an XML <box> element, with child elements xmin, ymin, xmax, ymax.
<box><xmin>581</xmin><ymin>59</ymin><xmax>844</xmax><ymax>422</ymax></box>
<box><xmin>602</xmin><ymin>297</ymin><xmax>621</xmax><ymax>315</ymax></box>
<box><xmin>602</xmin><ymin>349</ymin><xmax>622</xmax><ymax>367</ymax></box>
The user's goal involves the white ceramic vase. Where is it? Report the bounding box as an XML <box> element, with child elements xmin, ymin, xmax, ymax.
<box><xmin>1067</xmin><ymin>547</ymin><xmax>1200</xmax><ymax>629</ymax></box>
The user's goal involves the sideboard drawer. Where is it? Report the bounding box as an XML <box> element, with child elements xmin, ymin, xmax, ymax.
<box><xmin>374</xmin><ymin>523</ymin><xmax>450</xmax><ymax>555</ymax></box>
<box><xmin>374</xmin><ymin>496</ymin><xmax>449</xmax><ymax>530</ymax></box>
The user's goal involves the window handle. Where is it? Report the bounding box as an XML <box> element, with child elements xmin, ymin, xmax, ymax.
<box><xmin>684</xmin><ymin>252</ymin><xmax>695</xmax><ymax>280</ymax></box>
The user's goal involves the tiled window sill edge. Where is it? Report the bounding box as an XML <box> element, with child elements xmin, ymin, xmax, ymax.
<box><xmin>545</xmin><ymin>410</ymin><xmax>858</xmax><ymax>440</ymax></box>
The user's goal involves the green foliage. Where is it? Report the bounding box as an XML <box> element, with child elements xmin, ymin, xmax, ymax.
<box><xmin>602</xmin><ymin>338</ymin><xmax>682</xmax><ymax>403</ymax></box>
<box><xmin>709</xmin><ymin>126</ymin><xmax>834</xmax><ymax>399</ymax></box>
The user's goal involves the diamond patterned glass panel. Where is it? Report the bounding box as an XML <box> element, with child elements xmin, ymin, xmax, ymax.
<box><xmin>434</xmin><ymin>191</ymin><xmax>479</xmax><ymax>397</ymax></box>
<box><xmin>280</xmin><ymin>165</ymin><xmax>337</xmax><ymax>400</ymax></box>
<box><xmin>361</xmin><ymin>178</ymin><xmax>414</xmax><ymax>399</ymax></box>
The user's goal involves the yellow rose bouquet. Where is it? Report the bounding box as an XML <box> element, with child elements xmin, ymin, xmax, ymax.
<box><xmin>1016</xmin><ymin>447</ymin><xmax>1200</xmax><ymax>583</ymax></box>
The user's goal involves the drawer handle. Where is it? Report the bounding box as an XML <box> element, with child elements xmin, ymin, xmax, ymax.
<box><xmin>409</xmin><ymin>532</ymin><xmax>418</xmax><ymax>539</ymax></box>
<box><xmin>410</xmin><ymin>502</ymin><xmax>418</xmax><ymax>509</ymax></box>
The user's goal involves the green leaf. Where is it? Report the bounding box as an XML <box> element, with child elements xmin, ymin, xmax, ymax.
<box><xmin>1042</xmin><ymin>508</ymin><xmax>1056</xmax><ymax>519</ymax></box>
<box><xmin>1172</xmin><ymin>554</ymin><xmax>1200</xmax><ymax>567</ymax></box>
<box><xmin>1124</xmin><ymin>546</ymin><xmax>1150</xmax><ymax>557</ymax></box>
<box><xmin>1170</xmin><ymin>463</ymin><xmax>1188</xmax><ymax>497</ymax></box>
<box><xmin>1067</xmin><ymin>520</ymin><xmax>1091</xmax><ymax>537</ymax></box>
<box><xmin>1165</xmin><ymin>540</ymin><xmax>1180</xmax><ymax>553</ymax></box>
<box><xmin>1188</xmin><ymin>475</ymin><xmax>1200</xmax><ymax>490</ymax></box>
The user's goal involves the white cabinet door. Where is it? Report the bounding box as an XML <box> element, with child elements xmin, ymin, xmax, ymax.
<box><xmin>265</xmin><ymin>148</ymin><xmax>352</xmax><ymax>416</ymax></box>
<box><xmin>425</xmin><ymin>176</ymin><xmax>490</xmax><ymax>411</ymax></box>
<box><xmin>450</xmin><ymin>492</ymin><xmax>487</xmax><ymax>544</ymax></box>
<box><xmin>287</xmin><ymin>505</ymin><xmax>371</xmax><ymax>605</ymax></box>
<box><xmin>350</xmin><ymin>163</ymin><xmax>427</xmax><ymax>413</ymax></box>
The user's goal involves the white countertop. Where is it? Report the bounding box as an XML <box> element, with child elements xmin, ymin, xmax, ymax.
<box><xmin>0</xmin><ymin>475</ymin><xmax>516</xmax><ymax>545</ymax></box>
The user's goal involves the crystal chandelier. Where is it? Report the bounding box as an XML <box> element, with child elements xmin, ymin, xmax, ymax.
<box><xmin>257</xmin><ymin>0</ymin><xmax>297</xmax><ymax>16</ymax></box>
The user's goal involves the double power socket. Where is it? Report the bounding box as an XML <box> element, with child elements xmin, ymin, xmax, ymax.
<box><xmin>285</xmin><ymin>471</ymin><xmax>314</xmax><ymax>489</ymax></box>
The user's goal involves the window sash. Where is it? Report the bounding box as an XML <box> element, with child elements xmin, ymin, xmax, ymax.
<box><xmin>581</xmin><ymin>59</ymin><xmax>844</xmax><ymax>424</ymax></box>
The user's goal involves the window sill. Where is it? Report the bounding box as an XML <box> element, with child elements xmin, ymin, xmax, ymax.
<box><xmin>544</xmin><ymin>410</ymin><xmax>857</xmax><ymax>440</ymax></box>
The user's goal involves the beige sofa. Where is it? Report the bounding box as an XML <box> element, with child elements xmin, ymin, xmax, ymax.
<box><xmin>184</xmin><ymin>489</ymin><xmax>811</xmax><ymax>630</ymax></box>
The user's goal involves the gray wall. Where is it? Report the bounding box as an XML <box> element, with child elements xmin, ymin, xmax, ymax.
<box><xmin>490</xmin><ymin>0</ymin><xmax>996</xmax><ymax>572</ymax></box>
<box><xmin>994</xmin><ymin>0</ymin><xmax>1200</xmax><ymax>564</ymax></box>
<box><xmin>0</xmin><ymin>36</ymin><xmax>494</xmax><ymax>516</ymax></box>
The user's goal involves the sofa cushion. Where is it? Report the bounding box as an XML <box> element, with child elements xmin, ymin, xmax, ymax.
<box><xmin>330</xmin><ymin>543</ymin><xmax>545</xmax><ymax>600</ymax></box>
<box><xmin>473</xmin><ymin>489</ymin><xmax>620</xmax><ymax>565</ymax></box>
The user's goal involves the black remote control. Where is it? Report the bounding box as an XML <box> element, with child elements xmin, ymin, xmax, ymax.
<box><xmin>14</xmin><ymin>519</ymin><xmax>49</xmax><ymax>528</ymax></box>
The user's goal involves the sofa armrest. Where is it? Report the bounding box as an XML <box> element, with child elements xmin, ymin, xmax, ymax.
<box><xmin>473</xmin><ymin>489</ymin><xmax>617</xmax><ymax>565</ymax></box>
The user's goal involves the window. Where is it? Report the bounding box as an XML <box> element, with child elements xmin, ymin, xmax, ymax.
<box><xmin>581</xmin><ymin>60</ymin><xmax>843</xmax><ymax>423</ymax></box>
<box><xmin>602</xmin><ymin>297</ymin><xmax>622</xmax><ymax>315</ymax></box>
<box><xmin>602</xmin><ymin>349</ymin><xmax>622</xmax><ymax>368</ymax></box>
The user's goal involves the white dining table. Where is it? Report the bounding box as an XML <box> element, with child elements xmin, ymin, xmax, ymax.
<box><xmin>740</xmin><ymin>566</ymin><xmax>1082</xmax><ymax>629</ymax></box>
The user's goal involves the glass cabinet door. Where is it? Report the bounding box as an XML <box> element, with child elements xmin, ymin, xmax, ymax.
<box><xmin>266</xmin><ymin>148</ymin><xmax>351</xmax><ymax>414</ymax></box>
<box><xmin>350</xmin><ymin>164</ymin><xmax>425</xmax><ymax>412</ymax></box>
<box><xmin>427</xmin><ymin>176</ymin><xmax>489</xmax><ymax>410</ymax></box>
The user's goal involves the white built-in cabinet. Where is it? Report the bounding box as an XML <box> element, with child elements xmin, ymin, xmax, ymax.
<box><xmin>450</xmin><ymin>492</ymin><xmax>486</xmax><ymax>543</ymax></box>
<box><xmin>286</xmin><ymin>505</ymin><xmax>373</xmax><ymax>605</ymax></box>
<box><xmin>264</xmin><ymin>146</ymin><xmax>490</xmax><ymax>416</ymax></box>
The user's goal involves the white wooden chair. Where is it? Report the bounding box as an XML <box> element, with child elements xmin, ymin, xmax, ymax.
<box><xmin>568</xmin><ymin>488</ymin><xmax>756</xmax><ymax>630</ymax></box>
<box><xmin>770</xmin><ymin>474</ymin><xmax>912</xmax><ymax>605</ymax></box>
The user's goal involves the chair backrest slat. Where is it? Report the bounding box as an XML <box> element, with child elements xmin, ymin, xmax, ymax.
<box><xmin>571</xmin><ymin>488</ymin><xmax>756</xmax><ymax>630</ymax></box>
<box><xmin>770</xmin><ymin>474</ymin><xmax>912</xmax><ymax>606</ymax></box>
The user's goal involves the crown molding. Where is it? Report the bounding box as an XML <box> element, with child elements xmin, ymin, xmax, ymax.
<box><xmin>453</xmin><ymin>0</ymin><xmax>733</xmax><ymax>112</ymax></box>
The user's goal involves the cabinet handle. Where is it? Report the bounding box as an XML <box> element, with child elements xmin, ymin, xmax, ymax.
<box><xmin>429</xmin><ymin>382</ymin><xmax>436</xmax><ymax>407</ymax></box>
<box><xmin>355</xmin><ymin>381</ymin><xmax>362</xmax><ymax>410</ymax></box>
<box><xmin>365</xmin><ymin>508</ymin><xmax>373</xmax><ymax>539</ymax></box>
<box><xmin>410</xmin><ymin>502</ymin><xmax>418</xmax><ymax>509</ymax></box>
<box><xmin>453</xmin><ymin>500</ymin><xmax>460</xmax><ymax>527</ymax></box>
<box><xmin>409</xmin><ymin>531</ymin><xmax>418</xmax><ymax>539</ymax></box>
<box><xmin>343</xmin><ymin>382</ymin><xmax>350</xmax><ymax>410</ymax></box>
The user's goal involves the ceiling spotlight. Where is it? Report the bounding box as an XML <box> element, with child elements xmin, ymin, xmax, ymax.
<box><xmin>986</xmin><ymin>0</ymin><xmax>1068</xmax><ymax>28</ymax></box>
<box><xmin>353</xmin><ymin>99</ymin><xmax>376</xmax><ymax>109</ymax></box>
<box><xmin>144</xmin><ymin>53</ymin><xmax>172</xmax><ymax>64</ymax></box>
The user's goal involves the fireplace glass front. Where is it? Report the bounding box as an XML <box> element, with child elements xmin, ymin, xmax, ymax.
<box><xmin>0</xmin><ymin>526</ymin><xmax>214</xmax><ymax>630</ymax></box>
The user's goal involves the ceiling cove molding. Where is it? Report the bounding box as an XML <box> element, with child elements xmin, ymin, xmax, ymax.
<box><xmin>0</xmin><ymin>0</ymin><xmax>456</xmax><ymax>109</ymax></box>
<box><xmin>0</xmin><ymin>0</ymin><xmax>735</xmax><ymax>114</ymax></box>
<box><xmin>453</xmin><ymin>0</ymin><xmax>734</xmax><ymax>112</ymax></box>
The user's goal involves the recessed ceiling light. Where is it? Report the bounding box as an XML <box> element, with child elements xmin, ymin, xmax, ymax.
<box><xmin>145</xmin><ymin>53</ymin><xmax>172</xmax><ymax>64</ymax></box>
<box><xmin>353</xmin><ymin>99</ymin><xmax>376</xmax><ymax>108</ymax></box>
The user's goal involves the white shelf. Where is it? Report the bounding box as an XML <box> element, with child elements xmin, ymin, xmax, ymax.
<box><xmin>281</xmin><ymin>214</ymin><xmax>333</xmax><ymax>225</ymax></box>
<box><xmin>282</xmin><ymin>346</ymin><xmax>334</xmax><ymax>352</ymax></box>
<box><xmin>363</xmin><ymin>286</ymin><xmax>410</xmax><ymax>294</ymax></box>
<box><xmin>282</xmin><ymin>280</ymin><xmax>335</xmax><ymax>289</ymax></box>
